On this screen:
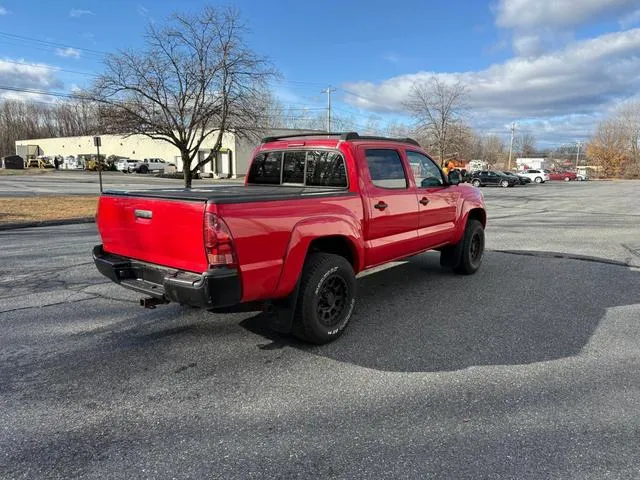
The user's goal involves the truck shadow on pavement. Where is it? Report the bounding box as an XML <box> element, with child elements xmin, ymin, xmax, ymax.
<box><xmin>241</xmin><ymin>251</ymin><xmax>640</xmax><ymax>372</ymax></box>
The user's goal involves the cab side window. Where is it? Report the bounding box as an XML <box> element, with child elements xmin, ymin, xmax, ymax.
<box><xmin>406</xmin><ymin>151</ymin><xmax>444</xmax><ymax>187</ymax></box>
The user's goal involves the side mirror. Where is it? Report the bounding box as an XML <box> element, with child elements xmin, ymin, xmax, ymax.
<box><xmin>448</xmin><ymin>170</ymin><xmax>461</xmax><ymax>185</ymax></box>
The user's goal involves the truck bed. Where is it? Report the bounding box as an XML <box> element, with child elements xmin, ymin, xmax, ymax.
<box><xmin>103</xmin><ymin>185</ymin><xmax>353</xmax><ymax>204</ymax></box>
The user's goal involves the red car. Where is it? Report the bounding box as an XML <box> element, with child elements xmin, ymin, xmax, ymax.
<box><xmin>547</xmin><ymin>170</ymin><xmax>577</xmax><ymax>182</ymax></box>
<box><xmin>93</xmin><ymin>132</ymin><xmax>487</xmax><ymax>344</ymax></box>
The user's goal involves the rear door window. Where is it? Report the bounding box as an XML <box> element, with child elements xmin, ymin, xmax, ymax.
<box><xmin>247</xmin><ymin>151</ymin><xmax>282</xmax><ymax>184</ymax></box>
<box><xmin>365</xmin><ymin>149</ymin><xmax>408</xmax><ymax>189</ymax></box>
<box><xmin>306</xmin><ymin>151</ymin><xmax>347</xmax><ymax>187</ymax></box>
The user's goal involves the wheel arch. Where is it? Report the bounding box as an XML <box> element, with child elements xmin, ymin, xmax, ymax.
<box><xmin>273</xmin><ymin>217</ymin><xmax>364</xmax><ymax>298</ymax></box>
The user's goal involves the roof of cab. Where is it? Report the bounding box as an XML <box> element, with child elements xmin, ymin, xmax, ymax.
<box><xmin>260</xmin><ymin>132</ymin><xmax>420</xmax><ymax>147</ymax></box>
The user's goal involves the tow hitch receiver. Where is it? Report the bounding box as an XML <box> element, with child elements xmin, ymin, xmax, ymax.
<box><xmin>140</xmin><ymin>297</ymin><xmax>169</xmax><ymax>309</ymax></box>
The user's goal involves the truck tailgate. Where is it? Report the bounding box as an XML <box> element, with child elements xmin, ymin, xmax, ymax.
<box><xmin>97</xmin><ymin>194</ymin><xmax>208</xmax><ymax>273</ymax></box>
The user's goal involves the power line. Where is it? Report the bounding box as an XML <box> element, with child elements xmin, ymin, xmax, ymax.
<box><xmin>0</xmin><ymin>31</ymin><xmax>108</xmax><ymax>57</ymax></box>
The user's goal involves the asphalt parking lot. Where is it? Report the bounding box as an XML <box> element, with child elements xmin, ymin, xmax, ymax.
<box><xmin>1</xmin><ymin>180</ymin><xmax>639</xmax><ymax>479</ymax></box>
<box><xmin>0</xmin><ymin>170</ymin><xmax>236</xmax><ymax>197</ymax></box>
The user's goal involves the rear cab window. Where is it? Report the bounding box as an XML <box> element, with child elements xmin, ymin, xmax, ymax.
<box><xmin>247</xmin><ymin>150</ymin><xmax>348</xmax><ymax>187</ymax></box>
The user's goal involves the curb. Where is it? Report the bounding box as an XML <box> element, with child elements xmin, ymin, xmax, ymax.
<box><xmin>0</xmin><ymin>217</ymin><xmax>95</xmax><ymax>231</ymax></box>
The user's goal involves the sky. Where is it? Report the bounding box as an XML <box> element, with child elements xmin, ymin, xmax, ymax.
<box><xmin>0</xmin><ymin>0</ymin><xmax>639</xmax><ymax>147</ymax></box>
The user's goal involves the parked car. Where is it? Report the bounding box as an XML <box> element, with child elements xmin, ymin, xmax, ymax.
<box><xmin>115</xmin><ymin>158</ymin><xmax>139</xmax><ymax>173</ymax></box>
<box><xmin>548</xmin><ymin>170</ymin><xmax>577</xmax><ymax>182</ymax></box>
<box><xmin>518</xmin><ymin>169</ymin><xmax>550</xmax><ymax>183</ymax></box>
<box><xmin>2</xmin><ymin>155</ymin><xmax>25</xmax><ymax>169</ymax></box>
<box><xmin>576</xmin><ymin>173</ymin><xmax>589</xmax><ymax>181</ymax></box>
<box><xmin>501</xmin><ymin>171</ymin><xmax>530</xmax><ymax>185</ymax></box>
<box><xmin>94</xmin><ymin>132</ymin><xmax>487</xmax><ymax>344</ymax></box>
<box><xmin>470</xmin><ymin>170</ymin><xmax>518</xmax><ymax>188</ymax></box>
<box><xmin>136</xmin><ymin>158</ymin><xmax>169</xmax><ymax>174</ymax></box>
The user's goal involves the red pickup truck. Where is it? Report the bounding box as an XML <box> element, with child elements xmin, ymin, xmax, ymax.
<box><xmin>93</xmin><ymin>132</ymin><xmax>486</xmax><ymax>344</ymax></box>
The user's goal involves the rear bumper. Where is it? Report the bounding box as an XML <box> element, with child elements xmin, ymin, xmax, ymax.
<box><xmin>93</xmin><ymin>245</ymin><xmax>241</xmax><ymax>308</ymax></box>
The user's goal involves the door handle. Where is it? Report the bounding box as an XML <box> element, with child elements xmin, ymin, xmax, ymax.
<box><xmin>419</xmin><ymin>197</ymin><xmax>429</xmax><ymax>206</ymax></box>
<box><xmin>374</xmin><ymin>201</ymin><xmax>388</xmax><ymax>211</ymax></box>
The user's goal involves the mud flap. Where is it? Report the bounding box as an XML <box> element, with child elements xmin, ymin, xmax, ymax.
<box><xmin>440</xmin><ymin>241</ymin><xmax>463</xmax><ymax>269</ymax></box>
<box><xmin>266</xmin><ymin>280</ymin><xmax>301</xmax><ymax>334</ymax></box>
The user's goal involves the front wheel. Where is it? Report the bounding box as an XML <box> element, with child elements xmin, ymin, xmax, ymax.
<box><xmin>440</xmin><ymin>219</ymin><xmax>485</xmax><ymax>275</ymax></box>
<box><xmin>292</xmin><ymin>253</ymin><xmax>356</xmax><ymax>344</ymax></box>
<box><xmin>564</xmin><ymin>177</ymin><xmax>570</xmax><ymax>182</ymax></box>
<box><xmin>472</xmin><ymin>179</ymin><xmax>481</xmax><ymax>187</ymax></box>
<box><xmin>501</xmin><ymin>180</ymin><xmax>509</xmax><ymax>188</ymax></box>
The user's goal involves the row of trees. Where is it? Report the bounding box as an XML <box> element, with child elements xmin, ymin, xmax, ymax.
<box><xmin>0</xmin><ymin>98</ymin><xmax>97</xmax><ymax>157</ymax></box>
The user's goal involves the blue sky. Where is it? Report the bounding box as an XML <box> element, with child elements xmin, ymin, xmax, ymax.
<box><xmin>1</xmin><ymin>0</ymin><xmax>640</xmax><ymax>146</ymax></box>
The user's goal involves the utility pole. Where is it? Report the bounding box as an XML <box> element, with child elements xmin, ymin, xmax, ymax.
<box><xmin>321</xmin><ymin>86</ymin><xmax>336</xmax><ymax>132</ymax></box>
<box><xmin>576</xmin><ymin>141</ymin><xmax>582</xmax><ymax>169</ymax></box>
<box><xmin>507</xmin><ymin>121</ymin><xmax>517</xmax><ymax>171</ymax></box>
<box><xmin>93</xmin><ymin>136</ymin><xmax>103</xmax><ymax>193</ymax></box>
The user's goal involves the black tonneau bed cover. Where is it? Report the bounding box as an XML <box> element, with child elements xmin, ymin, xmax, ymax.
<box><xmin>103</xmin><ymin>185</ymin><xmax>353</xmax><ymax>204</ymax></box>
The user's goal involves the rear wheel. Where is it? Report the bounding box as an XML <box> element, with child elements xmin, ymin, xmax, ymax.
<box><xmin>500</xmin><ymin>179</ymin><xmax>509</xmax><ymax>188</ymax></box>
<box><xmin>292</xmin><ymin>253</ymin><xmax>356</xmax><ymax>344</ymax></box>
<box><xmin>564</xmin><ymin>176</ymin><xmax>570</xmax><ymax>182</ymax></box>
<box><xmin>440</xmin><ymin>219</ymin><xmax>485</xmax><ymax>275</ymax></box>
<box><xmin>138</xmin><ymin>165</ymin><xmax>149</xmax><ymax>174</ymax></box>
<box><xmin>472</xmin><ymin>179</ymin><xmax>481</xmax><ymax>187</ymax></box>
<box><xmin>535</xmin><ymin>176</ymin><xmax>543</xmax><ymax>183</ymax></box>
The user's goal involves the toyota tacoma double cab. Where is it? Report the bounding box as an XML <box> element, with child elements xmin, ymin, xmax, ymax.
<box><xmin>93</xmin><ymin>132</ymin><xmax>487</xmax><ymax>344</ymax></box>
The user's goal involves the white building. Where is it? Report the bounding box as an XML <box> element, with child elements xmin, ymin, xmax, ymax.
<box><xmin>15</xmin><ymin>129</ymin><xmax>316</xmax><ymax>178</ymax></box>
<box><xmin>516</xmin><ymin>157</ymin><xmax>547</xmax><ymax>171</ymax></box>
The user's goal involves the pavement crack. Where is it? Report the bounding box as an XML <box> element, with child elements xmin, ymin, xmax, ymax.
<box><xmin>0</xmin><ymin>295</ymin><xmax>100</xmax><ymax>314</ymax></box>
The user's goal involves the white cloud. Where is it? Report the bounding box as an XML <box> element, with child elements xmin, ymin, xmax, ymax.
<box><xmin>0</xmin><ymin>6</ymin><xmax>7</xmax><ymax>15</ymax></box>
<box><xmin>69</xmin><ymin>9</ymin><xmax>93</xmax><ymax>18</ymax></box>
<box><xmin>495</xmin><ymin>0</ymin><xmax>638</xmax><ymax>29</ymax></box>
<box><xmin>342</xmin><ymin>29</ymin><xmax>640</xmax><ymax>142</ymax></box>
<box><xmin>55</xmin><ymin>47</ymin><xmax>81</xmax><ymax>59</ymax></box>
<box><xmin>0</xmin><ymin>58</ymin><xmax>64</xmax><ymax>101</ymax></box>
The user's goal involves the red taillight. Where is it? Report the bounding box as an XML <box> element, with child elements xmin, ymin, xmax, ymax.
<box><xmin>204</xmin><ymin>212</ymin><xmax>237</xmax><ymax>268</ymax></box>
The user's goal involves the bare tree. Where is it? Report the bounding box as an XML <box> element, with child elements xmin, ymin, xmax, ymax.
<box><xmin>515</xmin><ymin>132</ymin><xmax>537</xmax><ymax>157</ymax></box>
<box><xmin>483</xmin><ymin>134</ymin><xmax>505</xmax><ymax>166</ymax></box>
<box><xmin>89</xmin><ymin>6</ymin><xmax>275</xmax><ymax>187</ymax></box>
<box><xmin>615</xmin><ymin>101</ymin><xmax>640</xmax><ymax>163</ymax></box>
<box><xmin>404</xmin><ymin>76</ymin><xmax>468</xmax><ymax>165</ymax></box>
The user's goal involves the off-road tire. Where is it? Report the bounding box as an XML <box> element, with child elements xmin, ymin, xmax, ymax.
<box><xmin>292</xmin><ymin>253</ymin><xmax>356</xmax><ymax>344</ymax></box>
